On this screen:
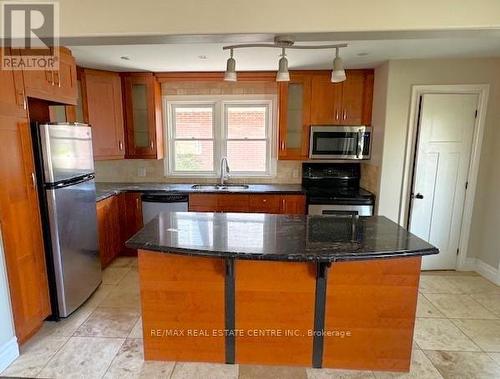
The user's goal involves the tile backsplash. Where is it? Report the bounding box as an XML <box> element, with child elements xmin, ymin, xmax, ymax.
<box><xmin>94</xmin><ymin>159</ymin><xmax>303</xmax><ymax>184</ymax></box>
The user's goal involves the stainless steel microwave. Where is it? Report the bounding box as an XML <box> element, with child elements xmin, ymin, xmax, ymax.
<box><xmin>309</xmin><ymin>126</ymin><xmax>371</xmax><ymax>160</ymax></box>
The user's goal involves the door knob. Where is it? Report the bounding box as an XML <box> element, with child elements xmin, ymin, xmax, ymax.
<box><xmin>415</xmin><ymin>193</ymin><xmax>424</xmax><ymax>199</ymax></box>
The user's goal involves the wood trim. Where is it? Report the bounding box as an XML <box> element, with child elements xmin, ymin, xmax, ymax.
<box><xmin>155</xmin><ymin>71</ymin><xmax>277</xmax><ymax>83</ymax></box>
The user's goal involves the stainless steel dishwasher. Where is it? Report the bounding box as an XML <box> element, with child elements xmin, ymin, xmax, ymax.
<box><xmin>141</xmin><ymin>193</ymin><xmax>189</xmax><ymax>224</ymax></box>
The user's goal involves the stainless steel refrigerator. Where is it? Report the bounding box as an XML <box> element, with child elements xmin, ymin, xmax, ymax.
<box><xmin>32</xmin><ymin>122</ymin><xmax>102</xmax><ymax>318</ymax></box>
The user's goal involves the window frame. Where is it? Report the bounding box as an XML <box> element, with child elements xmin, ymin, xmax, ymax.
<box><xmin>167</xmin><ymin>102</ymin><xmax>217</xmax><ymax>176</ymax></box>
<box><xmin>165</xmin><ymin>95</ymin><xmax>277</xmax><ymax>178</ymax></box>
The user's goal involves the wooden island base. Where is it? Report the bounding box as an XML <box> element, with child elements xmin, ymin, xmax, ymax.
<box><xmin>138</xmin><ymin>250</ymin><xmax>421</xmax><ymax>372</ymax></box>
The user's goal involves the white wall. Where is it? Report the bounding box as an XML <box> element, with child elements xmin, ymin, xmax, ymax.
<box><xmin>374</xmin><ymin>58</ymin><xmax>500</xmax><ymax>270</ymax></box>
<box><xmin>58</xmin><ymin>0</ymin><xmax>500</xmax><ymax>37</ymax></box>
<box><xmin>0</xmin><ymin>232</ymin><xmax>19</xmax><ymax>372</ymax></box>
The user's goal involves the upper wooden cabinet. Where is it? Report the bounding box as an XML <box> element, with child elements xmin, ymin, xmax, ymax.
<box><xmin>122</xmin><ymin>73</ymin><xmax>164</xmax><ymax>159</ymax></box>
<box><xmin>278</xmin><ymin>70</ymin><xmax>374</xmax><ymax>160</ymax></box>
<box><xmin>310</xmin><ymin>70</ymin><xmax>374</xmax><ymax>126</ymax></box>
<box><xmin>22</xmin><ymin>47</ymin><xmax>77</xmax><ymax>105</ymax></box>
<box><xmin>0</xmin><ymin>49</ymin><xmax>26</xmax><ymax>117</ymax></box>
<box><xmin>82</xmin><ymin>69</ymin><xmax>125</xmax><ymax>160</ymax></box>
<box><xmin>278</xmin><ymin>73</ymin><xmax>312</xmax><ymax>160</ymax></box>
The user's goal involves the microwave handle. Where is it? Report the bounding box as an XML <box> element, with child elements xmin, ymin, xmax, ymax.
<box><xmin>356</xmin><ymin>129</ymin><xmax>363</xmax><ymax>158</ymax></box>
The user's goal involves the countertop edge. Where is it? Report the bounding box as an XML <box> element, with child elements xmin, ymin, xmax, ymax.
<box><xmin>127</xmin><ymin>242</ymin><xmax>439</xmax><ymax>263</ymax></box>
<box><xmin>96</xmin><ymin>185</ymin><xmax>306</xmax><ymax>202</ymax></box>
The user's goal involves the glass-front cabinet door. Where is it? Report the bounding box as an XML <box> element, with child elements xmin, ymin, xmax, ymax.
<box><xmin>278</xmin><ymin>73</ymin><xmax>311</xmax><ymax>160</ymax></box>
<box><xmin>123</xmin><ymin>73</ymin><xmax>163</xmax><ymax>159</ymax></box>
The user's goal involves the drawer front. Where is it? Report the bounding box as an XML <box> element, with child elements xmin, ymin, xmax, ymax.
<box><xmin>216</xmin><ymin>194</ymin><xmax>249</xmax><ymax>212</ymax></box>
<box><xmin>248</xmin><ymin>194</ymin><xmax>281</xmax><ymax>213</ymax></box>
<box><xmin>188</xmin><ymin>194</ymin><xmax>218</xmax><ymax>212</ymax></box>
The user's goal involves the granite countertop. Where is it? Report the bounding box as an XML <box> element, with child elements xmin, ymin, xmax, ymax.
<box><xmin>95</xmin><ymin>182</ymin><xmax>305</xmax><ymax>202</ymax></box>
<box><xmin>126</xmin><ymin>212</ymin><xmax>439</xmax><ymax>263</ymax></box>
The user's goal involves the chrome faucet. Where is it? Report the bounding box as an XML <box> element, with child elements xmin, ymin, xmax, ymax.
<box><xmin>220</xmin><ymin>157</ymin><xmax>230</xmax><ymax>185</ymax></box>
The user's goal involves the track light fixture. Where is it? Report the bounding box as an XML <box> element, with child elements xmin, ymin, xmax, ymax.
<box><xmin>224</xmin><ymin>48</ymin><xmax>237</xmax><ymax>82</ymax></box>
<box><xmin>276</xmin><ymin>48</ymin><xmax>290</xmax><ymax>82</ymax></box>
<box><xmin>331</xmin><ymin>47</ymin><xmax>346</xmax><ymax>83</ymax></box>
<box><xmin>222</xmin><ymin>36</ymin><xmax>348</xmax><ymax>83</ymax></box>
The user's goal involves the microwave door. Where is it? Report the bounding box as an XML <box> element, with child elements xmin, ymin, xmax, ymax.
<box><xmin>311</xmin><ymin>131</ymin><xmax>358</xmax><ymax>158</ymax></box>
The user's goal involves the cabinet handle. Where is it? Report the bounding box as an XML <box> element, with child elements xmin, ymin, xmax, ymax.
<box><xmin>343</xmin><ymin>109</ymin><xmax>347</xmax><ymax>120</ymax></box>
<box><xmin>335</xmin><ymin>110</ymin><xmax>339</xmax><ymax>120</ymax></box>
<box><xmin>150</xmin><ymin>140</ymin><xmax>154</xmax><ymax>150</ymax></box>
<box><xmin>23</xmin><ymin>96</ymin><xmax>26</xmax><ymax>110</ymax></box>
<box><xmin>282</xmin><ymin>198</ymin><xmax>285</xmax><ymax>210</ymax></box>
<box><xmin>54</xmin><ymin>71</ymin><xmax>61</xmax><ymax>87</ymax></box>
<box><xmin>280</xmin><ymin>141</ymin><xmax>285</xmax><ymax>151</ymax></box>
<box><xmin>31</xmin><ymin>172</ymin><xmax>36</xmax><ymax>189</ymax></box>
<box><xmin>49</xmin><ymin>71</ymin><xmax>54</xmax><ymax>86</ymax></box>
<box><xmin>118</xmin><ymin>140</ymin><xmax>123</xmax><ymax>151</ymax></box>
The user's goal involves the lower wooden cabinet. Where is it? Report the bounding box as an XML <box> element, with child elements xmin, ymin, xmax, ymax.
<box><xmin>119</xmin><ymin>193</ymin><xmax>143</xmax><ymax>256</ymax></box>
<box><xmin>0</xmin><ymin>116</ymin><xmax>51</xmax><ymax>343</ymax></box>
<box><xmin>189</xmin><ymin>193</ymin><xmax>306</xmax><ymax>214</ymax></box>
<box><xmin>96</xmin><ymin>192</ymin><xmax>143</xmax><ymax>267</ymax></box>
<box><xmin>96</xmin><ymin>195</ymin><xmax>121</xmax><ymax>268</ymax></box>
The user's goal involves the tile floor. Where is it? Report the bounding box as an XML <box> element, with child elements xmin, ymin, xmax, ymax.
<box><xmin>2</xmin><ymin>258</ymin><xmax>500</xmax><ymax>378</ymax></box>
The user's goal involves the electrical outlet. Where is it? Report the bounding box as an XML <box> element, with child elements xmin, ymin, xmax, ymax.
<box><xmin>138</xmin><ymin>167</ymin><xmax>146</xmax><ymax>177</ymax></box>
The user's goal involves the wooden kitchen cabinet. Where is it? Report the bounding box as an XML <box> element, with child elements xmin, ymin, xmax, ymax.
<box><xmin>278</xmin><ymin>70</ymin><xmax>374</xmax><ymax>160</ymax></box>
<box><xmin>310</xmin><ymin>69</ymin><xmax>374</xmax><ymax>126</ymax></box>
<box><xmin>280</xmin><ymin>195</ymin><xmax>307</xmax><ymax>215</ymax></box>
<box><xmin>96</xmin><ymin>195</ymin><xmax>121</xmax><ymax>268</ymax></box>
<box><xmin>22</xmin><ymin>47</ymin><xmax>77</xmax><ymax>105</ymax></box>
<box><xmin>310</xmin><ymin>72</ymin><xmax>343</xmax><ymax>124</ymax></box>
<box><xmin>83</xmin><ymin>69</ymin><xmax>125</xmax><ymax>159</ymax></box>
<box><xmin>0</xmin><ymin>115</ymin><xmax>50</xmax><ymax>343</ymax></box>
<box><xmin>122</xmin><ymin>73</ymin><xmax>163</xmax><ymax>159</ymax></box>
<box><xmin>189</xmin><ymin>193</ymin><xmax>306</xmax><ymax>215</ymax></box>
<box><xmin>249</xmin><ymin>194</ymin><xmax>282</xmax><ymax>214</ymax></box>
<box><xmin>278</xmin><ymin>73</ymin><xmax>311</xmax><ymax>160</ymax></box>
<box><xmin>119</xmin><ymin>192</ymin><xmax>143</xmax><ymax>255</ymax></box>
<box><xmin>0</xmin><ymin>49</ymin><xmax>26</xmax><ymax>117</ymax></box>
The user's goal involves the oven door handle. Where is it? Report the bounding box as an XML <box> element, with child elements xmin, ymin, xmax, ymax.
<box><xmin>356</xmin><ymin>130</ymin><xmax>364</xmax><ymax>158</ymax></box>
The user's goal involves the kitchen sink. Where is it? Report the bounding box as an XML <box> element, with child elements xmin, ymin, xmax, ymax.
<box><xmin>191</xmin><ymin>184</ymin><xmax>250</xmax><ymax>190</ymax></box>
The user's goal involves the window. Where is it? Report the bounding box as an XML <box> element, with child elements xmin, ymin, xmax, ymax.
<box><xmin>166</xmin><ymin>96</ymin><xmax>275</xmax><ymax>177</ymax></box>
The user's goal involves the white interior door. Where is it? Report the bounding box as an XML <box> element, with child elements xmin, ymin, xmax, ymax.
<box><xmin>409</xmin><ymin>93</ymin><xmax>478</xmax><ymax>270</ymax></box>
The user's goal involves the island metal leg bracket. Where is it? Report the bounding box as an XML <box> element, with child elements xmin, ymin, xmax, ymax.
<box><xmin>312</xmin><ymin>262</ymin><xmax>331</xmax><ymax>368</ymax></box>
<box><xmin>225</xmin><ymin>258</ymin><xmax>236</xmax><ymax>364</ymax></box>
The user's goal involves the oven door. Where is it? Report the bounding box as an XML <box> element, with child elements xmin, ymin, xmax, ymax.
<box><xmin>308</xmin><ymin>204</ymin><xmax>373</xmax><ymax>216</ymax></box>
<box><xmin>309</xmin><ymin>126</ymin><xmax>371</xmax><ymax>159</ymax></box>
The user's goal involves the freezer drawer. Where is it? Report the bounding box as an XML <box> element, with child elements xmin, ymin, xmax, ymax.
<box><xmin>46</xmin><ymin>178</ymin><xmax>101</xmax><ymax>317</ymax></box>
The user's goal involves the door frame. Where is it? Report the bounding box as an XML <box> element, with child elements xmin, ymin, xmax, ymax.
<box><xmin>399</xmin><ymin>84</ymin><xmax>489</xmax><ymax>270</ymax></box>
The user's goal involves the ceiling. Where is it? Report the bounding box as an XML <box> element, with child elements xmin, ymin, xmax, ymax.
<box><xmin>69</xmin><ymin>36</ymin><xmax>500</xmax><ymax>72</ymax></box>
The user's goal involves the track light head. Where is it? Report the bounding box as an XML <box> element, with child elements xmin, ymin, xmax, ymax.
<box><xmin>224</xmin><ymin>49</ymin><xmax>237</xmax><ymax>82</ymax></box>
<box><xmin>331</xmin><ymin>47</ymin><xmax>346</xmax><ymax>83</ymax></box>
<box><xmin>276</xmin><ymin>49</ymin><xmax>290</xmax><ymax>82</ymax></box>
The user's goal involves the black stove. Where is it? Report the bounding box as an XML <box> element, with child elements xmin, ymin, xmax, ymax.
<box><xmin>302</xmin><ymin>163</ymin><xmax>375</xmax><ymax>215</ymax></box>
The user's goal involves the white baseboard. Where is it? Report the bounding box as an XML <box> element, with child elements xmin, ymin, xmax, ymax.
<box><xmin>475</xmin><ymin>258</ymin><xmax>500</xmax><ymax>286</ymax></box>
<box><xmin>0</xmin><ymin>337</ymin><xmax>19</xmax><ymax>373</ymax></box>
<box><xmin>459</xmin><ymin>257</ymin><xmax>478</xmax><ymax>271</ymax></box>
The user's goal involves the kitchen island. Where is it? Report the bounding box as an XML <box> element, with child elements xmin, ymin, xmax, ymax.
<box><xmin>127</xmin><ymin>212</ymin><xmax>438</xmax><ymax>372</ymax></box>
